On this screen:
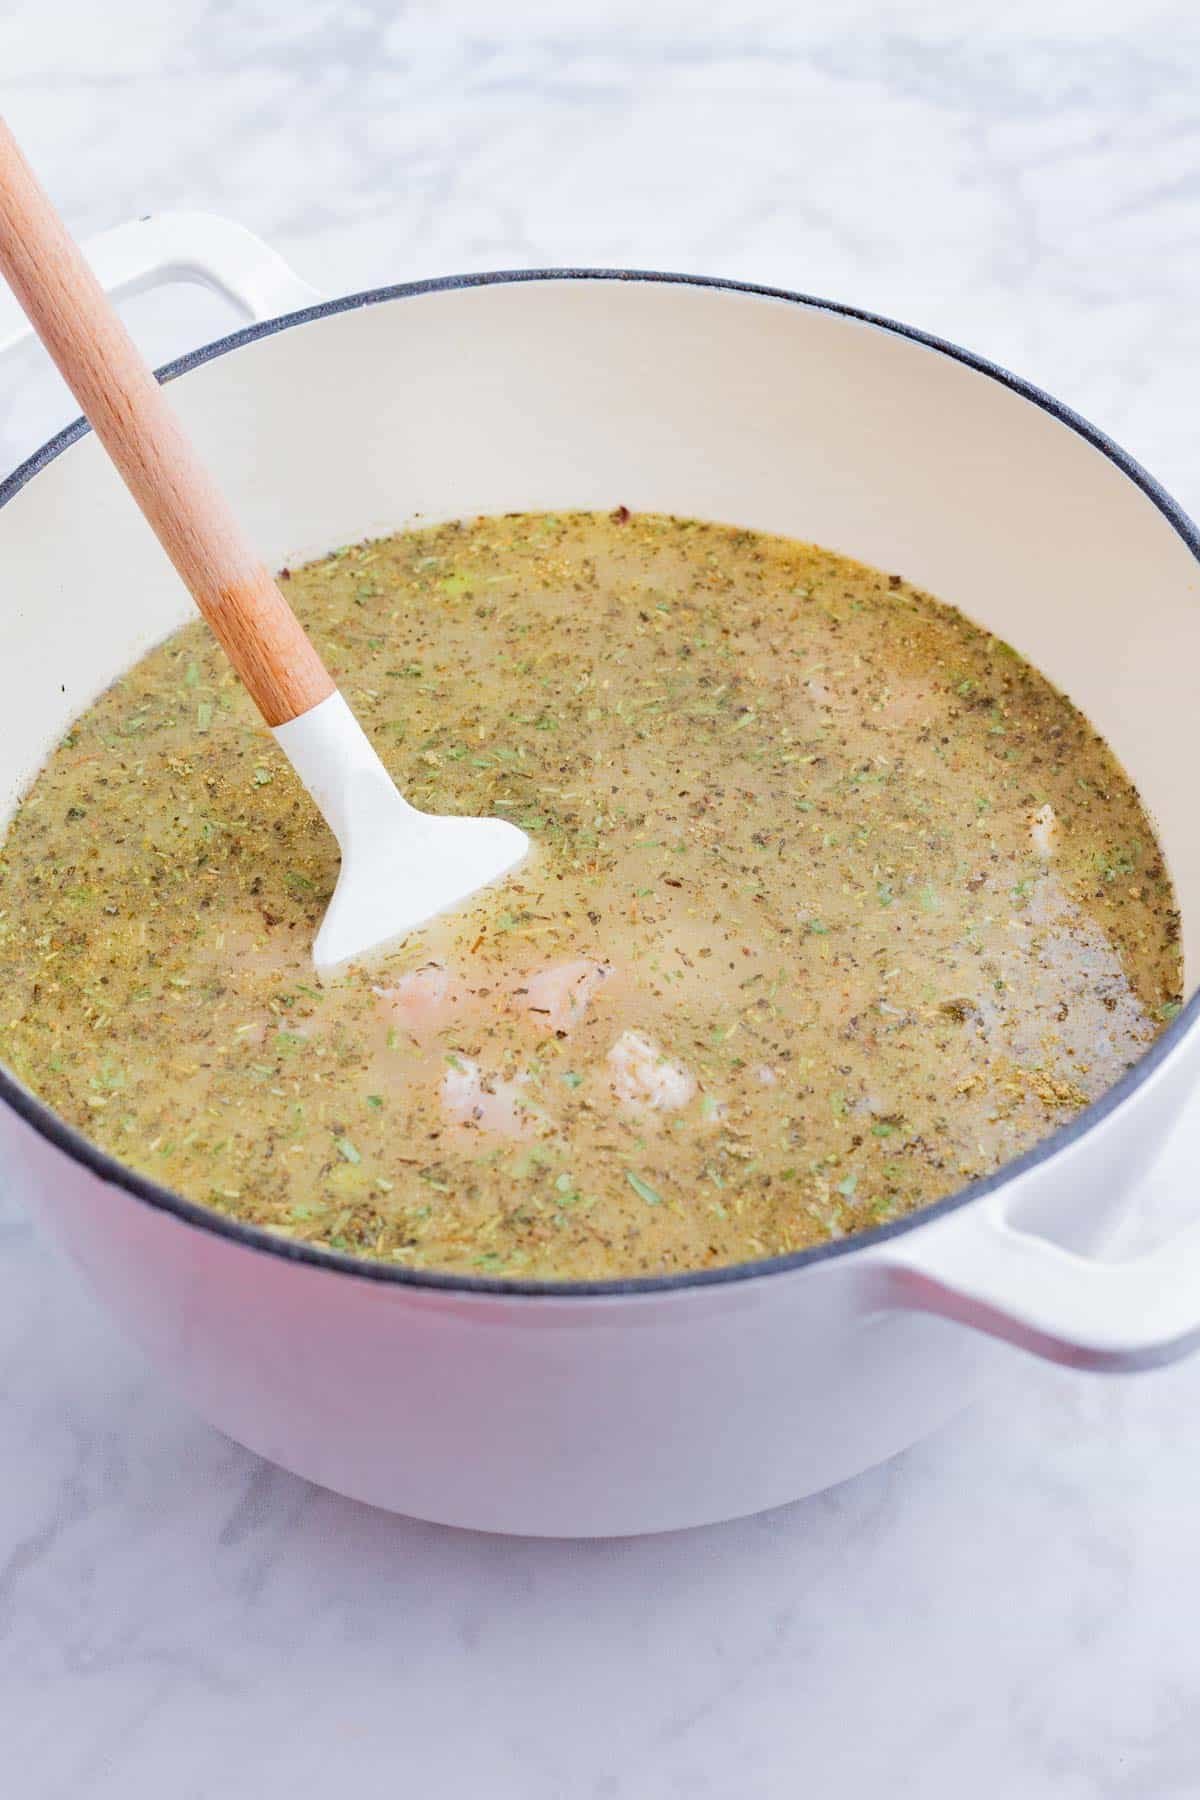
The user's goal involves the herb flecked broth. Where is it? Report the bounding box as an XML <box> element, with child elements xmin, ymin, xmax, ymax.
<box><xmin>0</xmin><ymin>513</ymin><xmax>1181</xmax><ymax>1278</ymax></box>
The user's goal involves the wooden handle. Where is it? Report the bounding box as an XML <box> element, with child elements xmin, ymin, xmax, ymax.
<box><xmin>0</xmin><ymin>119</ymin><xmax>333</xmax><ymax>727</ymax></box>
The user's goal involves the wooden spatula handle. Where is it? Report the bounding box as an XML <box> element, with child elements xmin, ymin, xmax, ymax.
<box><xmin>0</xmin><ymin>118</ymin><xmax>334</xmax><ymax>727</ymax></box>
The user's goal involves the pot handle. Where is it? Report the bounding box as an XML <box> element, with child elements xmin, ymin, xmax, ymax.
<box><xmin>0</xmin><ymin>210</ymin><xmax>320</xmax><ymax>363</ymax></box>
<box><xmin>873</xmin><ymin>1189</ymin><xmax>1200</xmax><ymax>1372</ymax></box>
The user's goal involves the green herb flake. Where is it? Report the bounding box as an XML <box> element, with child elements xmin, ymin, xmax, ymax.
<box><xmin>334</xmin><ymin>1136</ymin><xmax>362</xmax><ymax>1165</ymax></box>
<box><xmin>626</xmin><ymin>1171</ymin><xmax>664</xmax><ymax>1206</ymax></box>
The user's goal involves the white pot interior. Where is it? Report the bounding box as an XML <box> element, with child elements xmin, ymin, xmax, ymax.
<box><xmin>3</xmin><ymin>275</ymin><xmax>1198</xmax><ymax>981</ymax></box>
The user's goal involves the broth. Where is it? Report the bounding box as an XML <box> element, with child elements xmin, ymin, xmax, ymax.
<box><xmin>0</xmin><ymin>511</ymin><xmax>1181</xmax><ymax>1278</ymax></box>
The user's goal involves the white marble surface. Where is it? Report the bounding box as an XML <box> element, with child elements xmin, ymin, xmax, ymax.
<box><xmin>4</xmin><ymin>3</ymin><xmax>1200</xmax><ymax>1793</ymax></box>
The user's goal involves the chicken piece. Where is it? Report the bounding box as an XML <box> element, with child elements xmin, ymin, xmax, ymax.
<box><xmin>511</xmin><ymin>959</ymin><xmax>611</xmax><ymax>1034</ymax></box>
<box><xmin>441</xmin><ymin>1056</ymin><xmax>535</xmax><ymax>1136</ymax></box>
<box><xmin>375</xmin><ymin>963</ymin><xmax>464</xmax><ymax>1040</ymax></box>
<box><xmin>606</xmin><ymin>1030</ymin><xmax>696</xmax><ymax>1112</ymax></box>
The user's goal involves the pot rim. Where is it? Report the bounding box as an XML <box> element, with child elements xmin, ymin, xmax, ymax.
<box><xmin>1</xmin><ymin>265</ymin><xmax>1196</xmax><ymax>1300</ymax></box>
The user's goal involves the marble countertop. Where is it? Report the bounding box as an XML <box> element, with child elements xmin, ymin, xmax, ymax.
<box><xmin>4</xmin><ymin>4</ymin><xmax>1200</xmax><ymax>1793</ymax></box>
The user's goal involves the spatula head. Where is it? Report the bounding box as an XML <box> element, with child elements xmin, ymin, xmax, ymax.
<box><xmin>272</xmin><ymin>692</ymin><xmax>530</xmax><ymax>974</ymax></box>
<box><xmin>314</xmin><ymin>803</ymin><xmax>529</xmax><ymax>973</ymax></box>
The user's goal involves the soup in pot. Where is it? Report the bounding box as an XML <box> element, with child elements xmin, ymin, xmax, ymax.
<box><xmin>0</xmin><ymin>512</ymin><xmax>1181</xmax><ymax>1278</ymax></box>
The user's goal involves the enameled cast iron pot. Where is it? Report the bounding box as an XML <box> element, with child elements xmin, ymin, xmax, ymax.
<box><xmin>3</xmin><ymin>214</ymin><xmax>1200</xmax><ymax>1536</ymax></box>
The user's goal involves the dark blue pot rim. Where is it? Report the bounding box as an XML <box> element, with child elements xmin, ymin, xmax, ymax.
<box><xmin>1</xmin><ymin>266</ymin><xmax>1196</xmax><ymax>1299</ymax></box>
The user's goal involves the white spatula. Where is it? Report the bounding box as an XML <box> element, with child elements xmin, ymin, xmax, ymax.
<box><xmin>0</xmin><ymin>118</ymin><xmax>529</xmax><ymax>972</ymax></box>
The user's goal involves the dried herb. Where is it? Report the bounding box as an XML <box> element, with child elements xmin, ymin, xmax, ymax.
<box><xmin>0</xmin><ymin>508</ymin><xmax>1177</xmax><ymax>1285</ymax></box>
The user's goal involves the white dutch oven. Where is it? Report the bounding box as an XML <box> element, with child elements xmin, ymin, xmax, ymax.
<box><xmin>2</xmin><ymin>215</ymin><xmax>1200</xmax><ymax>1537</ymax></box>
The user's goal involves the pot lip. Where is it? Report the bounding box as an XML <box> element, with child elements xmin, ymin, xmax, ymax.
<box><xmin>1</xmin><ymin>263</ymin><xmax>1197</xmax><ymax>1301</ymax></box>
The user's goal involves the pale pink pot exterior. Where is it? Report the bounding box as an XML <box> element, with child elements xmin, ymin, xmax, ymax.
<box><xmin>2</xmin><ymin>218</ymin><xmax>1200</xmax><ymax>1534</ymax></box>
